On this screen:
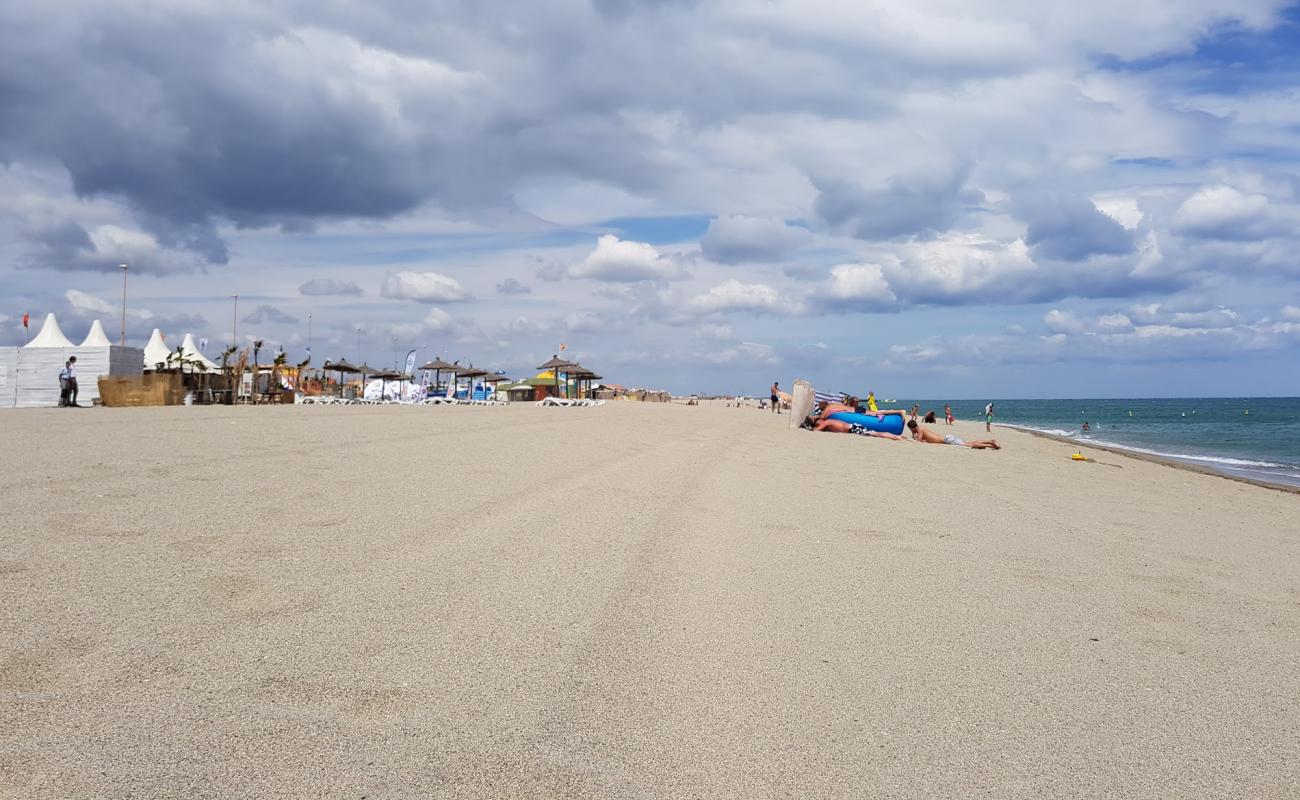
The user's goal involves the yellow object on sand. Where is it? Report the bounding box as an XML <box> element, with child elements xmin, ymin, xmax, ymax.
<box><xmin>1071</xmin><ymin>452</ymin><xmax>1087</xmax><ymax>461</ymax></box>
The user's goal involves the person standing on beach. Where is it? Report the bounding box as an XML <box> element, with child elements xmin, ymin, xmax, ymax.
<box><xmin>866</xmin><ymin>391</ymin><xmax>878</xmax><ymax>412</ymax></box>
<box><xmin>770</xmin><ymin>381</ymin><xmax>780</xmax><ymax>414</ymax></box>
<box><xmin>984</xmin><ymin>401</ymin><xmax>994</xmax><ymax>432</ymax></box>
<box><xmin>944</xmin><ymin>404</ymin><xmax>954</xmax><ymax>425</ymax></box>
<box><xmin>65</xmin><ymin>356</ymin><xmax>80</xmax><ymax>407</ymax></box>
<box><xmin>58</xmin><ymin>359</ymin><xmax>71</xmax><ymax>407</ymax></box>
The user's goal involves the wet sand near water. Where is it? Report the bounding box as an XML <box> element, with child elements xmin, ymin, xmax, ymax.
<box><xmin>2</xmin><ymin>403</ymin><xmax>1297</xmax><ymax>798</ymax></box>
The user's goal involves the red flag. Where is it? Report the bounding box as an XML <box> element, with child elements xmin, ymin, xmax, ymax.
<box><xmin>22</xmin><ymin>312</ymin><xmax>29</xmax><ymax>329</ymax></box>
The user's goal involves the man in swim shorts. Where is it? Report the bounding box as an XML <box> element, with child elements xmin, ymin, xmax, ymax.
<box><xmin>907</xmin><ymin>419</ymin><xmax>1000</xmax><ymax>449</ymax></box>
<box><xmin>770</xmin><ymin>381</ymin><xmax>780</xmax><ymax>414</ymax></box>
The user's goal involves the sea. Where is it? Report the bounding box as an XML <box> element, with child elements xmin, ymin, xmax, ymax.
<box><xmin>895</xmin><ymin>397</ymin><xmax>1300</xmax><ymax>489</ymax></box>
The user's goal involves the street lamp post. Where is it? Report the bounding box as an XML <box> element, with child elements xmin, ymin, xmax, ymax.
<box><xmin>119</xmin><ymin>263</ymin><xmax>128</xmax><ymax>346</ymax></box>
<box><xmin>232</xmin><ymin>295</ymin><xmax>238</xmax><ymax>348</ymax></box>
<box><xmin>356</xmin><ymin>327</ymin><xmax>361</xmax><ymax>362</ymax></box>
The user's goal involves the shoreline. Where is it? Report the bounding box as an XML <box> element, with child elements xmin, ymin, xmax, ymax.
<box><xmin>1009</xmin><ymin>425</ymin><xmax>1300</xmax><ymax>495</ymax></box>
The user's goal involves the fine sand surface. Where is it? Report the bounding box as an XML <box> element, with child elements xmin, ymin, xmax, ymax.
<box><xmin>2</xmin><ymin>402</ymin><xmax>1297</xmax><ymax>798</ymax></box>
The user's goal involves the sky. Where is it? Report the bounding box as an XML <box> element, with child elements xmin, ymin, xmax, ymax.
<box><xmin>3</xmin><ymin>0</ymin><xmax>1300</xmax><ymax>398</ymax></box>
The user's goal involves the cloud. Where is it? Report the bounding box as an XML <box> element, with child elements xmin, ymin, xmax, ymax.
<box><xmin>380</xmin><ymin>271</ymin><xmax>470</xmax><ymax>303</ymax></box>
<box><xmin>816</xmin><ymin>264</ymin><xmax>897</xmax><ymax>312</ymax></box>
<box><xmin>299</xmin><ymin>278</ymin><xmax>362</xmax><ymax>296</ymax></box>
<box><xmin>20</xmin><ymin>220</ymin><xmax>205</xmax><ymax>275</ymax></box>
<box><xmin>812</xmin><ymin>162</ymin><xmax>982</xmax><ymax>241</ymax></box>
<box><xmin>496</xmin><ymin>277</ymin><xmax>532</xmax><ymax>294</ymax></box>
<box><xmin>242</xmin><ymin>304</ymin><xmax>299</xmax><ymax>324</ymax></box>
<box><xmin>1282</xmin><ymin>305</ymin><xmax>1300</xmax><ymax>321</ymax></box>
<box><xmin>699</xmin><ymin>215</ymin><xmax>811</xmax><ymax>263</ymax></box>
<box><xmin>1016</xmin><ymin>193</ymin><xmax>1134</xmax><ymax>261</ymax></box>
<box><xmin>1171</xmin><ymin>185</ymin><xmax>1295</xmax><ymax>241</ymax></box>
<box><xmin>390</xmin><ymin>307</ymin><xmax>456</xmax><ymax>339</ymax></box>
<box><xmin>568</xmin><ymin>235</ymin><xmax>683</xmax><ymax>282</ymax></box>
<box><xmin>686</xmin><ymin>279</ymin><xmax>789</xmax><ymax>315</ymax></box>
<box><xmin>60</xmin><ymin>289</ymin><xmax>205</xmax><ymax>342</ymax></box>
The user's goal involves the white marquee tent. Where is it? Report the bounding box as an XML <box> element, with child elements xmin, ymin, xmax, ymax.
<box><xmin>177</xmin><ymin>333</ymin><xmax>219</xmax><ymax>372</ymax></box>
<box><xmin>24</xmin><ymin>313</ymin><xmax>75</xmax><ymax>348</ymax></box>
<box><xmin>143</xmin><ymin>328</ymin><xmax>171</xmax><ymax>371</ymax></box>
<box><xmin>81</xmin><ymin>319</ymin><xmax>113</xmax><ymax>347</ymax></box>
<box><xmin>0</xmin><ymin>315</ymin><xmax>143</xmax><ymax>408</ymax></box>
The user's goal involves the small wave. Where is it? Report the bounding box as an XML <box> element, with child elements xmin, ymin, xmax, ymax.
<box><xmin>999</xmin><ymin>424</ymin><xmax>1295</xmax><ymax>469</ymax></box>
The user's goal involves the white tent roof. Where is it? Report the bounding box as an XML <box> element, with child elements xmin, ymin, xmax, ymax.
<box><xmin>80</xmin><ymin>319</ymin><xmax>113</xmax><ymax>347</ymax></box>
<box><xmin>25</xmin><ymin>313</ymin><xmax>75</xmax><ymax>348</ymax></box>
<box><xmin>177</xmin><ymin>333</ymin><xmax>220</xmax><ymax>371</ymax></box>
<box><xmin>143</xmin><ymin>328</ymin><xmax>171</xmax><ymax>368</ymax></box>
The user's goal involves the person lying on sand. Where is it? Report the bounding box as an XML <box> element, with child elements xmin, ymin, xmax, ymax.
<box><xmin>815</xmin><ymin>419</ymin><xmax>906</xmax><ymax>439</ymax></box>
<box><xmin>906</xmin><ymin>419</ymin><xmax>1000</xmax><ymax>449</ymax></box>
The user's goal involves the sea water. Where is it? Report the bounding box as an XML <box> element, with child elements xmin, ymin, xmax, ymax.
<box><xmin>896</xmin><ymin>397</ymin><xmax>1300</xmax><ymax>488</ymax></box>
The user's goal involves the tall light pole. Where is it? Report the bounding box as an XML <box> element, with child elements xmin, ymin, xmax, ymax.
<box><xmin>119</xmin><ymin>263</ymin><xmax>128</xmax><ymax>345</ymax></box>
<box><xmin>232</xmin><ymin>294</ymin><xmax>239</xmax><ymax>348</ymax></box>
<box><xmin>356</xmin><ymin>327</ymin><xmax>361</xmax><ymax>362</ymax></box>
<box><xmin>307</xmin><ymin>314</ymin><xmax>312</xmax><ymax>359</ymax></box>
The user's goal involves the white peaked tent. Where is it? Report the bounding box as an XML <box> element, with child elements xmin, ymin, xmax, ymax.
<box><xmin>177</xmin><ymin>333</ymin><xmax>220</xmax><ymax>372</ymax></box>
<box><xmin>143</xmin><ymin>328</ymin><xmax>171</xmax><ymax>370</ymax></box>
<box><xmin>24</xmin><ymin>313</ymin><xmax>75</xmax><ymax>348</ymax></box>
<box><xmin>80</xmin><ymin>319</ymin><xmax>113</xmax><ymax>347</ymax></box>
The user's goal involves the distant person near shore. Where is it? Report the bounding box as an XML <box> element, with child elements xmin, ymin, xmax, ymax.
<box><xmin>910</xmin><ymin>404</ymin><xmax>920</xmax><ymax>421</ymax></box>
<box><xmin>866</xmin><ymin>391</ymin><xmax>878</xmax><ymax>412</ymax></box>
<box><xmin>984</xmin><ymin>402</ymin><xmax>994</xmax><ymax>432</ymax></box>
<box><xmin>924</xmin><ymin>410</ymin><xmax>937</xmax><ymax>423</ymax></box>
<box><xmin>770</xmin><ymin>381</ymin><xmax>780</xmax><ymax>414</ymax></box>
<box><xmin>908</xmin><ymin>419</ymin><xmax>1000</xmax><ymax>449</ymax></box>
<box><xmin>944</xmin><ymin>404</ymin><xmax>954</xmax><ymax>425</ymax></box>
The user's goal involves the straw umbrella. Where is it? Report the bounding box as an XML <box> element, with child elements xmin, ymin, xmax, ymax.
<box><xmin>537</xmin><ymin>355</ymin><xmax>574</xmax><ymax>399</ymax></box>
<box><xmin>322</xmin><ymin>359</ymin><xmax>359</xmax><ymax>398</ymax></box>
<box><xmin>458</xmin><ymin>364</ymin><xmax>487</xmax><ymax>400</ymax></box>
<box><xmin>419</xmin><ymin>357</ymin><xmax>459</xmax><ymax>397</ymax></box>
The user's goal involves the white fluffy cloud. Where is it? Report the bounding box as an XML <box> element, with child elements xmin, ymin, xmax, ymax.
<box><xmin>390</xmin><ymin>307</ymin><xmax>456</xmax><ymax>339</ymax></box>
<box><xmin>687</xmin><ymin>280</ymin><xmax>789</xmax><ymax>315</ymax></box>
<box><xmin>380</xmin><ymin>271</ymin><xmax>470</xmax><ymax>303</ymax></box>
<box><xmin>818</xmin><ymin>264</ymin><xmax>896</xmax><ymax>311</ymax></box>
<box><xmin>569</xmin><ymin>235</ymin><xmax>682</xmax><ymax>282</ymax></box>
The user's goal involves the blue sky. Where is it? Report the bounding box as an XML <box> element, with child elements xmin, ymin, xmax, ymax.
<box><xmin>2</xmin><ymin>1</ymin><xmax>1300</xmax><ymax>397</ymax></box>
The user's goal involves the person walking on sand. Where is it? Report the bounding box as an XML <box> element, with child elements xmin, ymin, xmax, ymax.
<box><xmin>866</xmin><ymin>391</ymin><xmax>878</xmax><ymax>412</ymax></box>
<box><xmin>984</xmin><ymin>401</ymin><xmax>994</xmax><ymax>432</ymax></box>
<box><xmin>770</xmin><ymin>381</ymin><xmax>781</xmax><ymax>414</ymax></box>
<box><xmin>944</xmin><ymin>404</ymin><xmax>954</xmax><ymax>425</ymax></box>
<box><xmin>907</xmin><ymin>419</ymin><xmax>1000</xmax><ymax>449</ymax></box>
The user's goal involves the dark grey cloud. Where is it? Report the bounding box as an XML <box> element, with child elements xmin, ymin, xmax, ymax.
<box><xmin>18</xmin><ymin>220</ymin><xmax>202</xmax><ymax>275</ymax></box>
<box><xmin>1015</xmin><ymin>193</ymin><xmax>1134</xmax><ymax>261</ymax></box>
<box><xmin>242</xmin><ymin>304</ymin><xmax>299</xmax><ymax>324</ymax></box>
<box><xmin>496</xmin><ymin>277</ymin><xmax>532</xmax><ymax>294</ymax></box>
<box><xmin>813</xmin><ymin>164</ymin><xmax>984</xmax><ymax>241</ymax></box>
<box><xmin>299</xmin><ymin>278</ymin><xmax>363</xmax><ymax>296</ymax></box>
<box><xmin>699</xmin><ymin>215</ymin><xmax>811</xmax><ymax>264</ymax></box>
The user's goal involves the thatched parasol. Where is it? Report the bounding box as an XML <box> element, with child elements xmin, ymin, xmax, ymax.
<box><xmin>419</xmin><ymin>357</ymin><xmax>459</xmax><ymax>396</ymax></box>
<box><xmin>323</xmin><ymin>359</ymin><xmax>359</xmax><ymax>398</ymax></box>
<box><xmin>537</xmin><ymin>355</ymin><xmax>575</xmax><ymax>399</ymax></box>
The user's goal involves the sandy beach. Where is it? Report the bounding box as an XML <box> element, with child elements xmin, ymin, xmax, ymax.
<box><xmin>2</xmin><ymin>402</ymin><xmax>1297</xmax><ymax>798</ymax></box>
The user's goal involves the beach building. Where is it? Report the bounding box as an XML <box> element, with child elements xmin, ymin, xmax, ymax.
<box><xmin>0</xmin><ymin>314</ymin><xmax>143</xmax><ymax>408</ymax></box>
